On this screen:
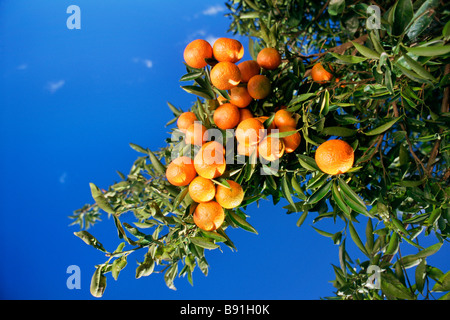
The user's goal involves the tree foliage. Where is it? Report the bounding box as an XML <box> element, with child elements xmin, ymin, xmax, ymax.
<box><xmin>70</xmin><ymin>0</ymin><xmax>450</xmax><ymax>300</ymax></box>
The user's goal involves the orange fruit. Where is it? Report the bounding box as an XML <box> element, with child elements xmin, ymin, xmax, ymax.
<box><xmin>215</xmin><ymin>180</ymin><xmax>245</xmax><ymax>209</ymax></box>
<box><xmin>212</xmin><ymin>38</ymin><xmax>244</xmax><ymax>63</ymax></box>
<box><xmin>247</xmin><ymin>75</ymin><xmax>271</xmax><ymax>100</ymax></box>
<box><xmin>213</xmin><ymin>102</ymin><xmax>240</xmax><ymax>129</ymax></box>
<box><xmin>166</xmin><ymin>156</ymin><xmax>197</xmax><ymax>187</ymax></box>
<box><xmin>315</xmin><ymin>139</ymin><xmax>354</xmax><ymax>175</ymax></box>
<box><xmin>258</xmin><ymin>136</ymin><xmax>285</xmax><ymax>162</ymax></box>
<box><xmin>311</xmin><ymin>62</ymin><xmax>333</xmax><ymax>84</ymax></box>
<box><xmin>185</xmin><ymin>122</ymin><xmax>208</xmax><ymax>146</ymax></box>
<box><xmin>237</xmin><ymin>141</ymin><xmax>258</xmax><ymax>157</ymax></box>
<box><xmin>229</xmin><ymin>86</ymin><xmax>253</xmax><ymax>108</ymax></box>
<box><xmin>257</xmin><ymin>116</ymin><xmax>276</xmax><ymax>130</ymax></box>
<box><xmin>237</xmin><ymin>60</ymin><xmax>260</xmax><ymax>82</ymax></box>
<box><xmin>194</xmin><ymin>141</ymin><xmax>226</xmax><ymax>179</ymax></box>
<box><xmin>183</xmin><ymin>39</ymin><xmax>213</xmax><ymax>69</ymax></box>
<box><xmin>238</xmin><ymin>108</ymin><xmax>253</xmax><ymax>122</ymax></box>
<box><xmin>235</xmin><ymin>118</ymin><xmax>266</xmax><ymax>146</ymax></box>
<box><xmin>188</xmin><ymin>176</ymin><xmax>216</xmax><ymax>203</ymax></box>
<box><xmin>278</xmin><ymin>126</ymin><xmax>301</xmax><ymax>153</ymax></box>
<box><xmin>210</xmin><ymin>61</ymin><xmax>242</xmax><ymax>90</ymax></box>
<box><xmin>177</xmin><ymin>111</ymin><xmax>198</xmax><ymax>133</ymax></box>
<box><xmin>273</xmin><ymin>109</ymin><xmax>296</xmax><ymax>128</ymax></box>
<box><xmin>257</xmin><ymin>48</ymin><xmax>282</xmax><ymax>70</ymax></box>
<box><xmin>193</xmin><ymin>200</ymin><xmax>225</xmax><ymax>231</ymax></box>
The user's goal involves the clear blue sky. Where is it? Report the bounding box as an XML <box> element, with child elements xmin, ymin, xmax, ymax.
<box><xmin>0</xmin><ymin>0</ymin><xmax>448</xmax><ymax>300</ymax></box>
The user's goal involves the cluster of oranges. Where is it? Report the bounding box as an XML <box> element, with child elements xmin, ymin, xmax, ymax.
<box><xmin>166</xmin><ymin>37</ymin><xmax>354</xmax><ymax>232</ymax></box>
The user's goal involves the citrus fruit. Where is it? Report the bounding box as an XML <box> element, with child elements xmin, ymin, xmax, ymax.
<box><xmin>258</xmin><ymin>136</ymin><xmax>285</xmax><ymax>162</ymax></box>
<box><xmin>213</xmin><ymin>102</ymin><xmax>240</xmax><ymax>130</ymax></box>
<box><xmin>238</xmin><ymin>108</ymin><xmax>253</xmax><ymax>122</ymax></box>
<box><xmin>193</xmin><ymin>201</ymin><xmax>225</xmax><ymax>231</ymax></box>
<box><xmin>257</xmin><ymin>47</ymin><xmax>282</xmax><ymax>70</ymax></box>
<box><xmin>166</xmin><ymin>156</ymin><xmax>197</xmax><ymax>187</ymax></box>
<box><xmin>185</xmin><ymin>122</ymin><xmax>208</xmax><ymax>146</ymax></box>
<box><xmin>177</xmin><ymin>111</ymin><xmax>198</xmax><ymax>133</ymax></box>
<box><xmin>212</xmin><ymin>38</ymin><xmax>244</xmax><ymax>63</ymax></box>
<box><xmin>273</xmin><ymin>109</ymin><xmax>296</xmax><ymax>128</ymax></box>
<box><xmin>210</xmin><ymin>61</ymin><xmax>242</xmax><ymax>90</ymax></box>
<box><xmin>237</xmin><ymin>60</ymin><xmax>260</xmax><ymax>82</ymax></box>
<box><xmin>278</xmin><ymin>126</ymin><xmax>301</xmax><ymax>153</ymax></box>
<box><xmin>314</xmin><ymin>139</ymin><xmax>354</xmax><ymax>175</ymax></box>
<box><xmin>229</xmin><ymin>86</ymin><xmax>253</xmax><ymax>108</ymax></box>
<box><xmin>237</xmin><ymin>141</ymin><xmax>258</xmax><ymax>157</ymax></box>
<box><xmin>188</xmin><ymin>176</ymin><xmax>216</xmax><ymax>203</ymax></box>
<box><xmin>235</xmin><ymin>117</ymin><xmax>265</xmax><ymax>146</ymax></box>
<box><xmin>311</xmin><ymin>62</ymin><xmax>333</xmax><ymax>84</ymax></box>
<box><xmin>183</xmin><ymin>39</ymin><xmax>213</xmax><ymax>69</ymax></box>
<box><xmin>247</xmin><ymin>74</ymin><xmax>271</xmax><ymax>100</ymax></box>
<box><xmin>194</xmin><ymin>141</ymin><xmax>226</xmax><ymax>179</ymax></box>
<box><xmin>215</xmin><ymin>180</ymin><xmax>245</xmax><ymax>209</ymax></box>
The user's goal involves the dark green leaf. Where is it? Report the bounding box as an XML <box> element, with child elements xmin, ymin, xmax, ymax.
<box><xmin>306</xmin><ymin>180</ymin><xmax>332</xmax><ymax>205</ymax></box>
<box><xmin>74</xmin><ymin>230</ymin><xmax>107</xmax><ymax>253</ymax></box>
<box><xmin>228</xmin><ymin>210</ymin><xmax>258</xmax><ymax>234</ymax></box>
<box><xmin>190</xmin><ymin>237</ymin><xmax>220</xmax><ymax>250</ymax></box>
<box><xmin>348</xmin><ymin>221</ymin><xmax>369</xmax><ymax>256</ymax></box>
<box><xmin>90</xmin><ymin>265</ymin><xmax>107</xmax><ymax>298</ymax></box>
<box><xmin>394</xmin><ymin>0</ymin><xmax>413</xmax><ymax>36</ymax></box>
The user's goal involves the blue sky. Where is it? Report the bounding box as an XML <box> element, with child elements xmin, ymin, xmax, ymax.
<box><xmin>0</xmin><ymin>1</ymin><xmax>448</xmax><ymax>300</ymax></box>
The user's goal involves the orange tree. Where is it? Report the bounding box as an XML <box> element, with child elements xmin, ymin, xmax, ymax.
<box><xmin>70</xmin><ymin>0</ymin><xmax>450</xmax><ymax>299</ymax></box>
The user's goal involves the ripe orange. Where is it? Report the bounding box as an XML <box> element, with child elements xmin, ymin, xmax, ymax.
<box><xmin>177</xmin><ymin>111</ymin><xmax>198</xmax><ymax>133</ymax></box>
<box><xmin>257</xmin><ymin>48</ymin><xmax>282</xmax><ymax>70</ymax></box>
<box><xmin>315</xmin><ymin>139</ymin><xmax>354</xmax><ymax>175</ymax></box>
<box><xmin>215</xmin><ymin>180</ymin><xmax>245</xmax><ymax>209</ymax></box>
<box><xmin>247</xmin><ymin>75</ymin><xmax>271</xmax><ymax>100</ymax></box>
<box><xmin>237</xmin><ymin>60</ymin><xmax>260</xmax><ymax>82</ymax></box>
<box><xmin>238</xmin><ymin>108</ymin><xmax>253</xmax><ymax>123</ymax></box>
<box><xmin>258</xmin><ymin>136</ymin><xmax>285</xmax><ymax>162</ymax></box>
<box><xmin>273</xmin><ymin>109</ymin><xmax>296</xmax><ymax>128</ymax></box>
<box><xmin>193</xmin><ymin>200</ymin><xmax>225</xmax><ymax>231</ymax></box>
<box><xmin>235</xmin><ymin>118</ymin><xmax>265</xmax><ymax>146</ymax></box>
<box><xmin>237</xmin><ymin>141</ymin><xmax>258</xmax><ymax>157</ymax></box>
<box><xmin>278</xmin><ymin>126</ymin><xmax>301</xmax><ymax>153</ymax></box>
<box><xmin>194</xmin><ymin>141</ymin><xmax>226</xmax><ymax>179</ymax></box>
<box><xmin>229</xmin><ymin>86</ymin><xmax>253</xmax><ymax>108</ymax></box>
<box><xmin>188</xmin><ymin>176</ymin><xmax>216</xmax><ymax>203</ymax></box>
<box><xmin>210</xmin><ymin>61</ymin><xmax>242</xmax><ymax>90</ymax></box>
<box><xmin>185</xmin><ymin>122</ymin><xmax>208</xmax><ymax>146</ymax></box>
<box><xmin>166</xmin><ymin>156</ymin><xmax>197</xmax><ymax>187</ymax></box>
<box><xmin>213</xmin><ymin>102</ymin><xmax>240</xmax><ymax>129</ymax></box>
<box><xmin>311</xmin><ymin>62</ymin><xmax>333</xmax><ymax>84</ymax></box>
<box><xmin>212</xmin><ymin>38</ymin><xmax>244</xmax><ymax>63</ymax></box>
<box><xmin>183</xmin><ymin>39</ymin><xmax>213</xmax><ymax>69</ymax></box>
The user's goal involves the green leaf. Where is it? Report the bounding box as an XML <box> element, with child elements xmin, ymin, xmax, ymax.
<box><xmin>328</xmin><ymin>0</ymin><xmax>346</xmax><ymax>16</ymax></box>
<box><xmin>319</xmin><ymin>89</ymin><xmax>329</xmax><ymax>115</ymax></box>
<box><xmin>352</xmin><ymin>41</ymin><xmax>381</xmax><ymax>60</ymax></box>
<box><xmin>306</xmin><ymin>180</ymin><xmax>332</xmax><ymax>205</ymax></box>
<box><xmin>181</xmin><ymin>85</ymin><xmax>215</xmax><ymax>99</ymax></box>
<box><xmin>164</xmin><ymin>263</ymin><xmax>178</xmax><ymax>290</ymax></box>
<box><xmin>404</xmin><ymin>44</ymin><xmax>450</xmax><ymax>57</ymax></box>
<box><xmin>200</xmin><ymin>230</ymin><xmax>227</xmax><ymax>242</ymax></box>
<box><xmin>321</xmin><ymin>126</ymin><xmax>357</xmax><ymax>137</ymax></box>
<box><xmin>129</xmin><ymin>142</ymin><xmax>148</xmax><ymax>154</ymax></box>
<box><xmin>111</xmin><ymin>256</ymin><xmax>127</xmax><ymax>281</ymax></box>
<box><xmin>90</xmin><ymin>265</ymin><xmax>107</xmax><ymax>298</ymax></box>
<box><xmin>228</xmin><ymin>210</ymin><xmax>258</xmax><ymax>234</ymax></box>
<box><xmin>385</xmin><ymin>232</ymin><xmax>400</xmax><ymax>256</ymax></box>
<box><xmin>433</xmin><ymin>271</ymin><xmax>450</xmax><ymax>292</ymax></box>
<box><xmin>381</xmin><ymin>272</ymin><xmax>415</xmax><ymax>300</ymax></box>
<box><xmin>366</xmin><ymin>218</ymin><xmax>374</xmax><ymax>253</ymax></box>
<box><xmin>402</xmin><ymin>53</ymin><xmax>437</xmax><ymax>82</ymax></box>
<box><xmin>364</xmin><ymin>116</ymin><xmax>402</xmax><ymax>136</ymax></box>
<box><xmin>180</xmin><ymin>71</ymin><xmax>203</xmax><ymax>82</ymax></box>
<box><xmin>312</xmin><ymin>226</ymin><xmax>334</xmax><ymax>238</ymax></box>
<box><xmin>136</xmin><ymin>256</ymin><xmax>155</xmax><ymax>279</ymax></box>
<box><xmin>393</xmin><ymin>0</ymin><xmax>413</xmax><ymax>36</ymax></box>
<box><xmin>338</xmin><ymin>178</ymin><xmax>369</xmax><ymax>215</ymax></box>
<box><xmin>332</xmin><ymin>180</ymin><xmax>351</xmax><ymax>217</ymax></box>
<box><xmin>89</xmin><ymin>183</ymin><xmax>116</xmax><ymax>215</ymax></box>
<box><xmin>348</xmin><ymin>221</ymin><xmax>369</xmax><ymax>256</ymax></box>
<box><xmin>190</xmin><ymin>237</ymin><xmax>220</xmax><ymax>250</ymax></box>
<box><xmin>281</xmin><ymin>174</ymin><xmax>297</xmax><ymax>212</ymax></box>
<box><xmin>415</xmin><ymin>259</ymin><xmax>427</xmax><ymax>293</ymax></box>
<box><xmin>74</xmin><ymin>230</ymin><xmax>107</xmax><ymax>253</ymax></box>
<box><xmin>329</xmin><ymin>52</ymin><xmax>367</xmax><ymax>64</ymax></box>
<box><xmin>296</xmin><ymin>211</ymin><xmax>308</xmax><ymax>227</ymax></box>
<box><xmin>297</xmin><ymin>154</ymin><xmax>320</xmax><ymax>171</ymax></box>
<box><xmin>147</xmin><ymin>150</ymin><xmax>166</xmax><ymax>175</ymax></box>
